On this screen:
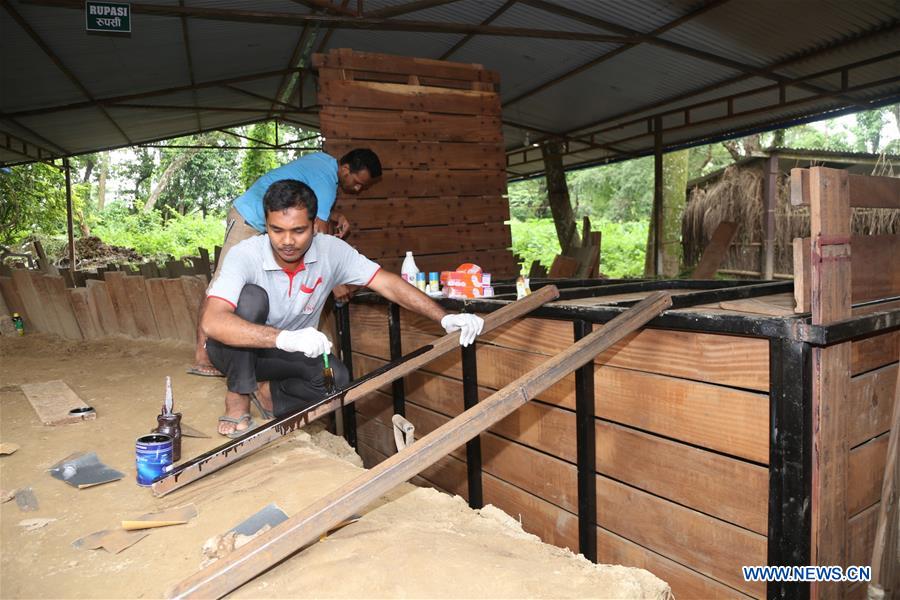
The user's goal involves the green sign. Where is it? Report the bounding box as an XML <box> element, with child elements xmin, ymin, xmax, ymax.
<box><xmin>85</xmin><ymin>1</ymin><xmax>131</xmax><ymax>33</ymax></box>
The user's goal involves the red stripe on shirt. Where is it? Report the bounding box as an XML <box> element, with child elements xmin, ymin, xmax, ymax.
<box><xmin>364</xmin><ymin>266</ymin><xmax>382</xmax><ymax>287</ymax></box>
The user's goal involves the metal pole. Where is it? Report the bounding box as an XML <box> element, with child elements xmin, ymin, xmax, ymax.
<box><xmin>767</xmin><ymin>338</ymin><xmax>812</xmax><ymax>600</ymax></box>
<box><xmin>574</xmin><ymin>319</ymin><xmax>597</xmax><ymax>562</ymax></box>
<box><xmin>762</xmin><ymin>153</ymin><xmax>778</xmax><ymax>280</ymax></box>
<box><xmin>64</xmin><ymin>157</ymin><xmax>75</xmax><ymax>277</ymax></box>
<box><xmin>388</xmin><ymin>303</ymin><xmax>406</xmax><ymax>417</ymax></box>
<box><xmin>336</xmin><ymin>303</ymin><xmax>356</xmax><ymax>448</ymax></box>
<box><xmin>461</xmin><ymin>342</ymin><xmax>483</xmax><ymax>509</ymax></box>
<box><xmin>653</xmin><ymin>116</ymin><xmax>663</xmax><ymax>277</ymax></box>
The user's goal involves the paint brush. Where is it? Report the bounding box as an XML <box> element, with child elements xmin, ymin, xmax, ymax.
<box><xmin>163</xmin><ymin>376</ymin><xmax>173</xmax><ymax>415</ymax></box>
<box><xmin>322</xmin><ymin>354</ymin><xmax>336</xmax><ymax>394</ymax></box>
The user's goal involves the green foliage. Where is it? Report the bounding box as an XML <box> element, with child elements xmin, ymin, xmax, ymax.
<box><xmin>511</xmin><ymin>218</ymin><xmax>648</xmax><ymax>279</ymax></box>
<box><xmin>90</xmin><ymin>204</ymin><xmax>224</xmax><ymax>260</ymax></box>
<box><xmin>241</xmin><ymin>122</ymin><xmax>279</xmax><ymax>189</ymax></box>
<box><xmin>157</xmin><ymin>134</ymin><xmax>242</xmax><ymax>216</ymax></box>
<box><xmin>0</xmin><ymin>162</ymin><xmax>74</xmax><ymax>246</ymax></box>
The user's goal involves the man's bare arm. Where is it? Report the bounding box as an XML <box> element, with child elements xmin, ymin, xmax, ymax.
<box><xmin>366</xmin><ymin>270</ymin><xmax>447</xmax><ymax>323</ymax></box>
<box><xmin>201</xmin><ymin>297</ymin><xmax>280</xmax><ymax>348</ymax></box>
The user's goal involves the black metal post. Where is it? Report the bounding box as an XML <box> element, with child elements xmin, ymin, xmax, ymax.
<box><xmin>63</xmin><ymin>157</ymin><xmax>75</xmax><ymax>278</ymax></box>
<box><xmin>335</xmin><ymin>302</ymin><xmax>357</xmax><ymax>448</ymax></box>
<box><xmin>388</xmin><ymin>302</ymin><xmax>406</xmax><ymax>417</ymax></box>
<box><xmin>767</xmin><ymin>338</ymin><xmax>812</xmax><ymax>600</ymax></box>
<box><xmin>574</xmin><ymin>320</ymin><xmax>597</xmax><ymax>562</ymax></box>
<box><xmin>462</xmin><ymin>341</ymin><xmax>483</xmax><ymax>509</ymax></box>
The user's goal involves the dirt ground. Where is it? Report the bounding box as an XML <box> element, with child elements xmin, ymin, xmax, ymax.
<box><xmin>0</xmin><ymin>333</ymin><xmax>669</xmax><ymax>599</ymax></box>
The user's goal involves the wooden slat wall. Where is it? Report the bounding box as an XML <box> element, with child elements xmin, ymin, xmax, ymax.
<box><xmin>0</xmin><ymin>268</ymin><xmax>207</xmax><ymax>343</ymax></box>
<box><xmin>314</xmin><ymin>49</ymin><xmax>517</xmax><ymax>278</ymax></box>
<box><xmin>349</xmin><ymin>302</ymin><xmax>770</xmax><ymax>599</ymax></box>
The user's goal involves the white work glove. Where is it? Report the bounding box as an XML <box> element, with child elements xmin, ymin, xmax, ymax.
<box><xmin>441</xmin><ymin>313</ymin><xmax>484</xmax><ymax>347</ymax></box>
<box><xmin>275</xmin><ymin>328</ymin><xmax>333</xmax><ymax>358</ymax></box>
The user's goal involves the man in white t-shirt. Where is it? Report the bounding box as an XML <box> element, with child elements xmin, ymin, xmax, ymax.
<box><xmin>204</xmin><ymin>179</ymin><xmax>484</xmax><ymax>437</ymax></box>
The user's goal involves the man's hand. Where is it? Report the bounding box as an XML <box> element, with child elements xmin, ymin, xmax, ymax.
<box><xmin>332</xmin><ymin>284</ymin><xmax>355</xmax><ymax>304</ymax></box>
<box><xmin>440</xmin><ymin>314</ymin><xmax>485</xmax><ymax>347</ymax></box>
<box><xmin>314</xmin><ymin>217</ymin><xmax>333</xmax><ymax>236</ymax></box>
<box><xmin>275</xmin><ymin>328</ymin><xmax>333</xmax><ymax>357</ymax></box>
<box><xmin>330</xmin><ymin>211</ymin><xmax>351</xmax><ymax>239</ymax></box>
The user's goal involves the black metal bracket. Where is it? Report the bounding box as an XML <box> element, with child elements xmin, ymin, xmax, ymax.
<box><xmin>388</xmin><ymin>302</ymin><xmax>406</xmax><ymax>417</ymax></box>
<box><xmin>574</xmin><ymin>320</ymin><xmax>597</xmax><ymax>562</ymax></box>
<box><xmin>335</xmin><ymin>302</ymin><xmax>357</xmax><ymax>448</ymax></box>
<box><xmin>461</xmin><ymin>341</ymin><xmax>483</xmax><ymax>509</ymax></box>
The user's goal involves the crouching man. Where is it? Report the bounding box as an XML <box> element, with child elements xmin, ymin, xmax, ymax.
<box><xmin>203</xmin><ymin>179</ymin><xmax>483</xmax><ymax>438</ymax></box>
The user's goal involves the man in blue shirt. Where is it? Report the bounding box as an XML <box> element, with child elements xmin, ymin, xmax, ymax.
<box><xmin>189</xmin><ymin>148</ymin><xmax>382</xmax><ymax>377</ymax></box>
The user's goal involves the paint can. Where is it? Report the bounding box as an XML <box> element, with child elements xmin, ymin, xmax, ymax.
<box><xmin>135</xmin><ymin>433</ymin><xmax>173</xmax><ymax>486</ymax></box>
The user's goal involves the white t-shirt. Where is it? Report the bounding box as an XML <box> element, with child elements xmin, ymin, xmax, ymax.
<box><xmin>207</xmin><ymin>234</ymin><xmax>380</xmax><ymax>330</ymax></box>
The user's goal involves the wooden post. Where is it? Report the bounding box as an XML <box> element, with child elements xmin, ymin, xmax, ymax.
<box><xmin>808</xmin><ymin>167</ymin><xmax>851</xmax><ymax>600</ymax></box>
<box><xmin>652</xmin><ymin>116</ymin><xmax>663</xmax><ymax>277</ymax></box>
<box><xmin>168</xmin><ymin>291</ymin><xmax>672</xmax><ymax>599</ymax></box>
<box><xmin>64</xmin><ymin>158</ymin><xmax>76</xmax><ymax>279</ymax></box>
<box><xmin>762</xmin><ymin>153</ymin><xmax>778</xmax><ymax>280</ymax></box>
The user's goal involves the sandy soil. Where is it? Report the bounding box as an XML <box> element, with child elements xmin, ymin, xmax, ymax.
<box><xmin>0</xmin><ymin>333</ymin><xmax>669</xmax><ymax>599</ymax></box>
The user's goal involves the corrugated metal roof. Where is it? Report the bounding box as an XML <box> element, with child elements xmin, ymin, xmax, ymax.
<box><xmin>2</xmin><ymin>0</ymin><xmax>899</xmax><ymax>172</ymax></box>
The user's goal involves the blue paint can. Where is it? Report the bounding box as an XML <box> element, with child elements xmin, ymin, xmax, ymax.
<box><xmin>135</xmin><ymin>433</ymin><xmax>173</xmax><ymax>486</ymax></box>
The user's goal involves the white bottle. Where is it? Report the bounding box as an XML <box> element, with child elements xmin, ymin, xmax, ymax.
<box><xmin>400</xmin><ymin>251</ymin><xmax>419</xmax><ymax>286</ymax></box>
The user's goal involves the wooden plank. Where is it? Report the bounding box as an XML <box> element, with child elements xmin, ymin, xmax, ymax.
<box><xmin>86</xmin><ymin>279</ymin><xmax>121</xmax><ymax>336</ymax></box>
<box><xmin>852</xmin><ymin>330</ymin><xmax>900</xmax><ymax>375</ymax></box>
<box><xmin>596</xmin><ymin>527</ymin><xmax>755</xmax><ymax>600</ymax></box>
<box><xmin>42</xmin><ymin>275</ymin><xmax>83</xmax><ymax>340</ymax></box>
<box><xmin>162</xmin><ymin>278</ymin><xmax>197</xmax><ymax>344</ymax></box>
<box><xmin>324</xmin><ymin>140</ymin><xmax>505</xmax><ymax>170</ymax></box>
<box><xmin>19</xmin><ymin>380</ymin><xmax>96</xmax><ymax>425</ymax></box>
<box><xmin>691</xmin><ymin>221</ymin><xmax>739</xmax><ymax>279</ymax></box>
<box><xmin>103</xmin><ymin>271</ymin><xmax>140</xmax><ymax>337</ymax></box>
<box><xmin>847</xmin><ymin>502</ymin><xmax>879</xmax><ymax>569</ymax></box>
<box><xmin>849</xmin><ymin>363</ymin><xmax>897</xmax><ymax>447</ymax></box>
<box><xmin>793</xmin><ymin>235</ymin><xmax>900</xmax><ymax>312</ymax></box>
<box><xmin>145</xmin><ymin>278</ymin><xmax>180</xmax><ymax>341</ymax></box>
<box><xmin>808</xmin><ymin>167</ymin><xmax>851</xmax><ymax>598</ymax></box>
<box><xmin>340</xmin><ymin>196</ymin><xmax>510</xmax><ymax>229</ymax></box>
<box><xmin>319</xmin><ymin>107</ymin><xmax>503</xmax><ymax>143</ymax></box>
<box><xmin>180</xmin><ymin>276</ymin><xmax>207</xmax><ymax>330</ymax></box>
<box><xmin>315</xmin><ymin>49</ymin><xmax>496</xmax><ymax>83</ymax></box>
<box><xmin>792</xmin><ymin>169</ymin><xmax>900</xmax><ymax>208</ymax></box>
<box><xmin>27</xmin><ymin>270</ymin><xmax>63</xmax><ymax>334</ymax></box>
<box><xmin>350</xmin><ymin>169</ymin><xmax>506</xmax><ymax>199</ymax></box>
<box><xmin>318</xmin><ymin>79</ymin><xmax>501</xmax><ymax>115</ymax></box>
<box><xmin>122</xmin><ymin>275</ymin><xmax>160</xmax><ymax>339</ymax></box>
<box><xmin>169</xmin><ymin>292</ymin><xmax>670</xmax><ymax>598</ymax></box>
<box><xmin>597</xmin><ymin>475</ymin><xmax>766</xmax><ymax>597</ymax></box>
<box><xmin>0</xmin><ymin>275</ymin><xmax>30</xmax><ymax>330</ymax></box>
<box><xmin>0</xmin><ymin>287</ymin><xmax>15</xmax><ymax>335</ymax></box>
<box><xmin>196</xmin><ymin>248</ymin><xmax>212</xmax><ymax>281</ymax></box>
<box><xmin>548</xmin><ymin>255</ymin><xmax>578</xmax><ymax>278</ymax></box>
<box><xmin>869</xmin><ymin>364</ymin><xmax>899</xmax><ymax>595</ymax></box>
<box><xmin>847</xmin><ymin>433</ymin><xmax>888</xmax><ymax>517</ymax></box>
<box><xmin>66</xmin><ymin>288</ymin><xmax>102</xmax><ymax>340</ymax></box>
<box><xmin>351</xmin><ymin>222</ymin><xmax>511</xmax><ymax>259</ymax></box>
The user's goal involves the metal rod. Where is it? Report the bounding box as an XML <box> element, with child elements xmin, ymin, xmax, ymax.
<box><xmin>574</xmin><ymin>319</ymin><xmax>597</xmax><ymax>562</ymax></box>
<box><xmin>388</xmin><ymin>302</ymin><xmax>406</xmax><ymax>417</ymax></box>
<box><xmin>653</xmin><ymin>116</ymin><xmax>663</xmax><ymax>277</ymax></box>
<box><xmin>63</xmin><ymin>157</ymin><xmax>75</xmax><ymax>277</ymax></box>
<box><xmin>461</xmin><ymin>341</ymin><xmax>483</xmax><ymax>509</ymax></box>
<box><xmin>767</xmin><ymin>338</ymin><xmax>812</xmax><ymax>599</ymax></box>
<box><xmin>337</xmin><ymin>302</ymin><xmax>356</xmax><ymax>447</ymax></box>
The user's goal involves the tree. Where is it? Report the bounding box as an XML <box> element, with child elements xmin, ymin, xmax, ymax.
<box><xmin>241</xmin><ymin>122</ymin><xmax>279</xmax><ymax>189</ymax></box>
<box><xmin>0</xmin><ymin>162</ymin><xmax>69</xmax><ymax>245</ymax></box>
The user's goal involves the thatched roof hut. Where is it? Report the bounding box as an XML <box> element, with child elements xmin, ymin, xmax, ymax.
<box><xmin>683</xmin><ymin>147</ymin><xmax>899</xmax><ymax>278</ymax></box>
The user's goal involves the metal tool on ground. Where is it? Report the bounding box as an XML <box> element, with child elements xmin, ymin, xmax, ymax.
<box><xmin>49</xmin><ymin>451</ymin><xmax>124</xmax><ymax>489</ymax></box>
<box><xmin>322</xmin><ymin>353</ymin><xmax>335</xmax><ymax>394</ymax></box>
<box><xmin>151</xmin><ymin>285</ymin><xmax>560</xmax><ymax>498</ymax></box>
<box><xmin>392</xmin><ymin>414</ymin><xmax>415</xmax><ymax>451</ymax></box>
<box><xmin>167</xmin><ymin>291</ymin><xmax>672</xmax><ymax>599</ymax></box>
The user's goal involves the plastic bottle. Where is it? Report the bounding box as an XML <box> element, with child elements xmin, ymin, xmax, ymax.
<box><xmin>11</xmin><ymin>313</ymin><xmax>24</xmax><ymax>336</ymax></box>
<box><xmin>400</xmin><ymin>251</ymin><xmax>419</xmax><ymax>286</ymax></box>
<box><xmin>416</xmin><ymin>272</ymin><xmax>427</xmax><ymax>292</ymax></box>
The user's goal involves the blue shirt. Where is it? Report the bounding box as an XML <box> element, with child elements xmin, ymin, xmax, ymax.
<box><xmin>232</xmin><ymin>153</ymin><xmax>338</xmax><ymax>232</ymax></box>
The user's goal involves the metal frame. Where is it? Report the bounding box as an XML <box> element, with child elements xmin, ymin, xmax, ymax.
<box><xmin>335</xmin><ymin>302</ymin><xmax>357</xmax><ymax>447</ymax></box>
<box><xmin>343</xmin><ymin>278</ymin><xmax>899</xmax><ymax>597</ymax></box>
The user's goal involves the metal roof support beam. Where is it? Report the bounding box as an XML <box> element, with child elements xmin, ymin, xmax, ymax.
<box><xmin>438</xmin><ymin>0</ymin><xmax>517</xmax><ymax>61</ymax></box>
<box><xmin>107</xmin><ymin>103</ymin><xmax>310</xmax><ymax>114</ymax></box>
<box><xmin>365</xmin><ymin>0</ymin><xmax>463</xmax><ymax>19</ymax></box>
<box><xmin>0</xmin><ymin>131</ymin><xmax>56</xmax><ymax>161</ymax></box>
<box><xmin>23</xmin><ymin>0</ymin><xmax>639</xmax><ymax>42</ymax></box>
<box><xmin>1</xmin><ymin>67</ymin><xmax>305</xmax><ymax>120</ymax></box>
<box><xmin>561</xmin><ymin>22</ymin><xmax>900</xmax><ymax>142</ymax></box>
<box><xmin>0</xmin><ymin>115</ymin><xmax>70</xmax><ymax>155</ymax></box>
<box><xmin>504</xmin><ymin>0</ymin><xmax>730</xmax><ymax>107</ymax></box>
<box><xmin>269</xmin><ymin>21</ymin><xmax>320</xmax><ymax>117</ymax></box>
<box><xmin>178</xmin><ymin>0</ymin><xmax>202</xmax><ymax>131</ymax></box>
<box><xmin>3</xmin><ymin>0</ymin><xmax>133</xmax><ymax>146</ymax></box>
<box><xmin>215</xmin><ymin>128</ymin><xmax>280</xmax><ymax>148</ymax></box>
<box><xmin>225</xmin><ymin>85</ymin><xmax>304</xmax><ymax>113</ymax></box>
<box><xmin>289</xmin><ymin>0</ymin><xmax>357</xmax><ymax>17</ymax></box>
<box><xmin>517</xmin><ymin>0</ymin><xmax>867</xmax><ymax>110</ymax></box>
